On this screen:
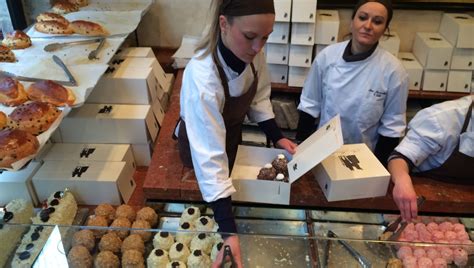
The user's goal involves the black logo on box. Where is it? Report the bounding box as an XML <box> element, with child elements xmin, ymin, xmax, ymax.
<box><xmin>80</xmin><ymin>148</ymin><xmax>96</xmax><ymax>158</ymax></box>
<box><xmin>339</xmin><ymin>155</ymin><xmax>362</xmax><ymax>171</ymax></box>
<box><xmin>98</xmin><ymin>105</ymin><xmax>113</xmax><ymax>114</ymax></box>
<box><xmin>72</xmin><ymin>166</ymin><xmax>89</xmax><ymax>177</ymax></box>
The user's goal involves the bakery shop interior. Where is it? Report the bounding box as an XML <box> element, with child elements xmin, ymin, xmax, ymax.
<box><xmin>0</xmin><ymin>0</ymin><xmax>473</xmax><ymax>267</ymax></box>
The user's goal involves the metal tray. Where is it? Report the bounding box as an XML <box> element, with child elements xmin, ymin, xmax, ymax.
<box><xmin>313</xmin><ymin>222</ymin><xmax>392</xmax><ymax>268</ymax></box>
<box><xmin>234</xmin><ymin>207</ymin><xmax>306</xmax><ymax>221</ymax></box>
<box><xmin>461</xmin><ymin>217</ymin><xmax>474</xmax><ymax>230</ymax></box>
<box><xmin>311</xmin><ymin>211</ymin><xmax>385</xmax><ymax>224</ymax></box>
<box><xmin>159</xmin><ymin>217</ymin><xmax>312</xmax><ymax>267</ymax></box>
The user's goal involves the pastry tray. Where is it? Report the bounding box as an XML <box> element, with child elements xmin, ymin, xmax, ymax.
<box><xmin>13</xmin><ymin>37</ymin><xmax>125</xmax><ymax>66</ymax></box>
<box><xmin>80</xmin><ymin>0</ymin><xmax>153</xmax><ymax>17</ymax></box>
<box><xmin>310</xmin><ymin>210</ymin><xmax>385</xmax><ymax>224</ymax></box>
<box><xmin>27</xmin><ymin>11</ymin><xmax>143</xmax><ymax>38</ymax></box>
<box><xmin>159</xmin><ymin>217</ymin><xmax>312</xmax><ymax>267</ymax></box>
<box><xmin>313</xmin><ymin>222</ymin><xmax>395</xmax><ymax>268</ymax></box>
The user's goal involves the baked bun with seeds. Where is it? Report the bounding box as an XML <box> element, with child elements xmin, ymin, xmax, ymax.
<box><xmin>27</xmin><ymin>80</ymin><xmax>75</xmax><ymax>107</ymax></box>
<box><xmin>0</xmin><ymin>77</ymin><xmax>28</xmax><ymax>106</ymax></box>
<box><xmin>7</xmin><ymin>101</ymin><xmax>61</xmax><ymax>135</ymax></box>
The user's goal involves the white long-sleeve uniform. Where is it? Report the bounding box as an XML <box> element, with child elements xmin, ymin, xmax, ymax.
<box><xmin>394</xmin><ymin>95</ymin><xmax>473</xmax><ymax>172</ymax></box>
<box><xmin>298</xmin><ymin>40</ymin><xmax>409</xmax><ymax>150</ymax></box>
<box><xmin>180</xmin><ymin>50</ymin><xmax>274</xmax><ymax>202</ymax></box>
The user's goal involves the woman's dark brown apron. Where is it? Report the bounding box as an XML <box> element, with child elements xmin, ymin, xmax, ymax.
<box><xmin>416</xmin><ymin>102</ymin><xmax>473</xmax><ymax>184</ymax></box>
<box><xmin>177</xmin><ymin>51</ymin><xmax>258</xmax><ymax>170</ymax></box>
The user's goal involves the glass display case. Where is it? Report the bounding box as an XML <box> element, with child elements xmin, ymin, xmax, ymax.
<box><xmin>1</xmin><ymin>204</ymin><xmax>473</xmax><ymax>268</ymax></box>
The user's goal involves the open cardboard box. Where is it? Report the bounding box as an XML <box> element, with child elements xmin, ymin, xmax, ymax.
<box><xmin>231</xmin><ymin>115</ymin><xmax>344</xmax><ymax>205</ymax></box>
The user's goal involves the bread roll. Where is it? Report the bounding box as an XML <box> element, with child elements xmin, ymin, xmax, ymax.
<box><xmin>36</xmin><ymin>12</ymin><xmax>69</xmax><ymax>25</ymax></box>
<box><xmin>52</xmin><ymin>1</ymin><xmax>78</xmax><ymax>14</ymax></box>
<box><xmin>27</xmin><ymin>80</ymin><xmax>75</xmax><ymax>107</ymax></box>
<box><xmin>70</xmin><ymin>20</ymin><xmax>108</xmax><ymax>36</ymax></box>
<box><xmin>7</xmin><ymin>101</ymin><xmax>61</xmax><ymax>135</ymax></box>
<box><xmin>0</xmin><ymin>44</ymin><xmax>16</xmax><ymax>62</ymax></box>
<box><xmin>0</xmin><ymin>111</ymin><xmax>6</xmax><ymax>129</ymax></box>
<box><xmin>35</xmin><ymin>21</ymin><xmax>74</xmax><ymax>35</ymax></box>
<box><xmin>68</xmin><ymin>0</ymin><xmax>88</xmax><ymax>7</ymax></box>
<box><xmin>0</xmin><ymin>129</ymin><xmax>40</xmax><ymax>168</ymax></box>
<box><xmin>0</xmin><ymin>77</ymin><xmax>28</xmax><ymax>106</ymax></box>
<box><xmin>2</xmin><ymin>30</ymin><xmax>32</xmax><ymax>49</ymax></box>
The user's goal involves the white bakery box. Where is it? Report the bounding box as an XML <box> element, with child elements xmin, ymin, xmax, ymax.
<box><xmin>267</xmin><ymin>64</ymin><xmax>289</xmax><ymax>84</ymax></box>
<box><xmin>115</xmin><ymin>47</ymin><xmax>155</xmax><ymax>58</ymax></box>
<box><xmin>398</xmin><ymin>52</ymin><xmax>423</xmax><ymax>90</ymax></box>
<box><xmin>274</xmin><ymin>0</ymin><xmax>291</xmax><ymax>22</ymax></box>
<box><xmin>422</xmin><ymin>70</ymin><xmax>448</xmax><ymax>92</ymax></box>
<box><xmin>288</xmin><ymin>66</ymin><xmax>310</xmax><ymax>87</ymax></box>
<box><xmin>447</xmin><ymin>70</ymin><xmax>472</xmax><ymax>93</ymax></box>
<box><xmin>413</xmin><ymin>32</ymin><xmax>453</xmax><ymax>70</ymax></box>
<box><xmin>265</xmin><ymin>43</ymin><xmax>289</xmax><ymax>65</ymax></box>
<box><xmin>57</xmin><ymin>104</ymin><xmax>159</xmax><ymax>166</ymax></box>
<box><xmin>314</xmin><ymin>10</ymin><xmax>340</xmax><ymax>45</ymax></box>
<box><xmin>312</xmin><ymin>143</ymin><xmax>391</xmax><ymax>202</ymax></box>
<box><xmin>379</xmin><ymin>32</ymin><xmax>400</xmax><ymax>57</ymax></box>
<box><xmin>439</xmin><ymin>13</ymin><xmax>474</xmax><ymax>49</ymax></box>
<box><xmin>451</xmin><ymin>48</ymin><xmax>474</xmax><ymax>71</ymax></box>
<box><xmin>230</xmin><ymin>115</ymin><xmax>390</xmax><ymax>204</ymax></box>
<box><xmin>291</xmin><ymin>0</ymin><xmax>317</xmax><ymax>23</ymax></box>
<box><xmin>0</xmin><ymin>161</ymin><xmax>42</xmax><ymax>206</ymax></box>
<box><xmin>291</xmin><ymin>23</ymin><xmax>316</xmax><ymax>45</ymax></box>
<box><xmin>268</xmin><ymin>22</ymin><xmax>290</xmax><ymax>44</ymax></box>
<box><xmin>89</xmin><ymin>63</ymin><xmax>158</xmax><ymax>105</ymax></box>
<box><xmin>32</xmin><ymin>160</ymin><xmax>135</xmax><ymax>205</ymax></box>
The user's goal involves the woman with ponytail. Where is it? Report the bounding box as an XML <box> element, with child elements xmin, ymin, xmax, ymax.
<box><xmin>176</xmin><ymin>0</ymin><xmax>297</xmax><ymax>266</ymax></box>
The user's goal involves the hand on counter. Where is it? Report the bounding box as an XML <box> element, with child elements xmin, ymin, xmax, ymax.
<box><xmin>276</xmin><ymin>138</ymin><xmax>297</xmax><ymax>155</ymax></box>
<box><xmin>212</xmin><ymin>235</ymin><xmax>242</xmax><ymax>268</ymax></box>
<box><xmin>388</xmin><ymin>158</ymin><xmax>418</xmax><ymax>221</ymax></box>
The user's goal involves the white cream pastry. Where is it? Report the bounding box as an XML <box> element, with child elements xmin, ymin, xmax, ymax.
<box><xmin>11</xmin><ymin>190</ymin><xmax>77</xmax><ymax>268</ymax></box>
<box><xmin>0</xmin><ymin>199</ymin><xmax>34</xmax><ymax>267</ymax></box>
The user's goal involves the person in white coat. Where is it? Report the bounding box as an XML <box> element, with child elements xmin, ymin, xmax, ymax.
<box><xmin>296</xmin><ymin>0</ymin><xmax>409</xmax><ymax>166</ymax></box>
<box><xmin>176</xmin><ymin>0</ymin><xmax>297</xmax><ymax>266</ymax></box>
<box><xmin>388</xmin><ymin>95</ymin><xmax>473</xmax><ymax>221</ymax></box>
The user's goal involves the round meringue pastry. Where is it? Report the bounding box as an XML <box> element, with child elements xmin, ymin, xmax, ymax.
<box><xmin>257</xmin><ymin>163</ymin><xmax>277</xmax><ymax>180</ymax></box>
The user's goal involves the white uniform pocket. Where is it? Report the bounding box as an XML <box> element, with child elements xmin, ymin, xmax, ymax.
<box><xmin>357</xmin><ymin>87</ymin><xmax>387</xmax><ymax>129</ymax></box>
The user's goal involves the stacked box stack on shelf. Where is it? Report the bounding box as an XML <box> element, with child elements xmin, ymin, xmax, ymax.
<box><xmin>288</xmin><ymin>0</ymin><xmax>317</xmax><ymax>87</ymax></box>
<box><xmin>413</xmin><ymin>32</ymin><xmax>453</xmax><ymax>92</ymax></box>
<box><xmin>439</xmin><ymin>13</ymin><xmax>474</xmax><ymax>93</ymax></box>
<box><xmin>266</xmin><ymin>0</ymin><xmax>291</xmax><ymax>85</ymax></box>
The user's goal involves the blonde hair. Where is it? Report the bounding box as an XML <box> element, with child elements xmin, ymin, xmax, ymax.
<box><xmin>195</xmin><ymin>0</ymin><xmax>234</xmax><ymax>58</ymax></box>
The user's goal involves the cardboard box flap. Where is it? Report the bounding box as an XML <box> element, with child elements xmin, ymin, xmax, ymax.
<box><xmin>288</xmin><ymin>115</ymin><xmax>343</xmax><ymax>183</ymax></box>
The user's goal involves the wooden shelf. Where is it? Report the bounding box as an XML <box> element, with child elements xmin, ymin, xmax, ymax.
<box><xmin>272</xmin><ymin>83</ymin><xmax>470</xmax><ymax>100</ymax></box>
<box><xmin>407</xmin><ymin>90</ymin><xmax>470</xmax><ymax>100</ymax></box>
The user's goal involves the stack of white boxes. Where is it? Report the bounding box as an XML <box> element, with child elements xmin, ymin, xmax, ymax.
<box><xmin>398</xmin><ymin>52</ymin><xmax>423</xmax><ymax>91</ymax></box>
<box><xmin>439</xmin><ymin>13</ymin><xmax>474</xmax><ymax>93</ymax></box>
<box><xmin>379</xmin><ymin>32</ymin><xmax>401</xmax><ymax>57</ymax></box>
<box><xmin>288</xmin><ymin>0</ymin><xmax>317</xmax><ymax>87</ymax></box>
<box><xmin>56</xmin><ymin>48</ymin><xmax>173</xmax><ymax>166</ymax></box>
<box><xmin>413</xmin><ymin>32</ymin><xmax>453</xmax><ymax>92</ymax></box>
<box><xmin>266</xmin><ymin>0</ymin><xmax>291</xmax><ymax>85</ymax></box>
<box><xmin>313</xmin><ymin>9</ymin><xmax>339</xmax><ymax>56</ymax></box>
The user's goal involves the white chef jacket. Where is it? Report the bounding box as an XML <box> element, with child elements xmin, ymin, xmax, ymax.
<box><xmin>180</xmin><ymin>49</ymin><xmax>274</xmax><ymax>202</ymax></box>
<box><xmin>298</xmin><ymin>40</ymin><xmax>409</xmax><ymax>150</ymax></box>
<box><xmin>394</xmin><ymin>95</ymin><xmax>473</xmax><ymax>172</ymax></box>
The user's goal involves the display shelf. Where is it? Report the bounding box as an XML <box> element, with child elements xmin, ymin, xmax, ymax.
<box><xmin>1</xmin><ymin>211</ymin><xmax>473</xmax><ymax>267</ymax></box>
<box><xmin>271</xmin><ymin>82</ymin><xmax>472</xmax><ymax>100</ymax></box>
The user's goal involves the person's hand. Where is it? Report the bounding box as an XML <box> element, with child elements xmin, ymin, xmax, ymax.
<box><xmin>388</xmin><ymin>158</ymin><xmax>418</xmax><ymax>221</ymax></box>
<box><xmin>276</xmin><ymin>138</ymin><xmax>297</xmax><ymax>154</ymax></box>
<box><xmin>392</xmin><ymin>173</ymin><xmax>418</xmax><ymax>221</ymax></box>
<box><xmin>212</xmin><ymin>235</ymin><xmax>243</xmax><ymax>268</ymax></box>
